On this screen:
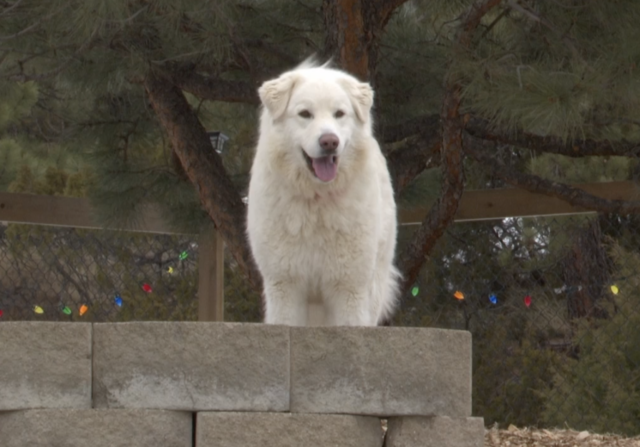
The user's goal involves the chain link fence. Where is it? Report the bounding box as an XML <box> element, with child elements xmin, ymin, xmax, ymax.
<box><xmin>0</xmin><ymin>223</ymin><xmax>200</xmax><ymax>322</ymax></box>
<box><xmin>2</xmin><ymin>212</ymin><xmax>640</xmax><ymax>435</ymax></box>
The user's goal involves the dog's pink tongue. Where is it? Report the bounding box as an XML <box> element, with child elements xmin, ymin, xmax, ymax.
<box><xmin>311</xmin><ymin>156</ymin><xmax>337</xmax><ymax>182</ymax></box>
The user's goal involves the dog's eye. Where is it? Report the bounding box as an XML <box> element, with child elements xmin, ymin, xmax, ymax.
<box><xmin>298</xmin><ymin>110</ymin><xmax>312</xmax><ymax>119</ymax></box>
<box><xmin>334</xmin><ymin>110</ymin><xmax>345</xmax><ymax>118</ymax></box>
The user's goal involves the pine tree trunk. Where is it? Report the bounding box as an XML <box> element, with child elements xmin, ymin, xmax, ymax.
<box><xmin>322</xmin><ymin>0</ymin><xmax>408</xmax><ymax>82</ymax></box>
<box><xmin>323</xmin><ymin>0</ymin><xmax>369</xmax><ymax>80</ymax></box>
<box><xmin>143</xmin><ymin>69</ymin><xmax>263</xmax><ymax>295</ymax></box>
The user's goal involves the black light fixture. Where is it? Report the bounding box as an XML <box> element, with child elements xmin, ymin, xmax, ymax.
<box><xmin>207</xmin><ymin>131</ymin><xmax>229</xmax><ymax>154</ymax></box>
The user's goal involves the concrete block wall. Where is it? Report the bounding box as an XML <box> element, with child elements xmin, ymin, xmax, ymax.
<box><xmin>0</xmin><ymin>322</ymin><xmax>484</xmax><ymax>446</ymax></box>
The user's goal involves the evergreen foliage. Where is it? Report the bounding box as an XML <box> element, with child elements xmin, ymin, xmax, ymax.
<box><xmin>474</xmin><ymin>318</ymin><xmax>560</xmax><ymax>428</ymax></box>
<box><xmin>543</xmin><ymin>244</ymin><xmax>640</xmax><ymax>436</ymax></box>
<box><xmin>2</xmin><ymin>0</ymin><xmax>639</xmax><ymax>220</ymax></box>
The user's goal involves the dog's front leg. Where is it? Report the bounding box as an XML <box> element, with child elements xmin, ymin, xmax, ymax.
<box><xmin>263</xmin><ymin>280</ymin><xmax>308</xmax><ymax>326</ymax></box>
<box><xmin>323</xmin><ymin>282</ymin><xmax>377</xmax><ymax>327</ymax></box>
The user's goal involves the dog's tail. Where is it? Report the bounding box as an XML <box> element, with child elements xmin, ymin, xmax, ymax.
<box><xmin>376</xmin><ymin>264</ymin><xmax>402</xmax><ymax>325</ymax></box>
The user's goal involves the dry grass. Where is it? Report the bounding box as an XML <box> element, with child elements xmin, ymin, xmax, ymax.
<box><xmin>485</xmin><ymin>425</ymin><xmax>640</xmax><ymax>447</ymax></box>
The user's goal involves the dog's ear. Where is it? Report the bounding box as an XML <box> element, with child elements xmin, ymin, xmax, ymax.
<box><xmin>258</xmin><ymin>73</ymin><xmax>298</xmax><ymax>120</ymax></box>
<box><xmin>340</xmin><ymin>78</ymin><xmax>374</xmax><ymax>123</ymax></box>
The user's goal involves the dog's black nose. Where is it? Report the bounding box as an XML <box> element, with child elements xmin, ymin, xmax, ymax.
<box><xmin>319</xmin><ymin>133</ymin><xmax>339</xmax><ymax>153</ymax></box>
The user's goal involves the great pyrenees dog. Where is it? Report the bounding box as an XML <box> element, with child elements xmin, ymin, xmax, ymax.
<box><xmin>247</xmin><ymin>61</ymin><xmax>399</xmax><ymax>326</ymax></box>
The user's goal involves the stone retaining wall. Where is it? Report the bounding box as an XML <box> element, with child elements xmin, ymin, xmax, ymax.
<box><xmin>0</xmin><ymin>322</ymin><xmax>483</xmax><ymax>446</ymax></box>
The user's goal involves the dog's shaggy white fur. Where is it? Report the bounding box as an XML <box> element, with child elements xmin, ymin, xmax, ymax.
<box><xmin>247</xmin><ymin>61</ymin><xmax>399</xmax><ymax>326</ymax></box>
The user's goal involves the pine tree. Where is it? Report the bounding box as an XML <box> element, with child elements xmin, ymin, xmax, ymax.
<box><xmin>1</xmin><ymin>0</ymin><xmax>640</xmax><ymax>305</ymax></box>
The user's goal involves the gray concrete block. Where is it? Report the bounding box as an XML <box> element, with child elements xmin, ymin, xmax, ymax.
<box><xmin>93</xmin><ymin>322</ymin><xmax>290</xmax><ymax>411</ymax></box>
<box><xmin>0</xmin><ymin>322</ymin><xmax>91</xmax><ymax>410</ymax></box>
<box><xmin>290</xmin><ymin>326</ymin><xmax>471</xmax><ymax>416</ymax></box>
<box><xmin>196</xmin><ymin>411</ymin><xmax>384</xmax><ymax>447</ymax></box>
<box><xmin>385</xmin><ymin>416</ymin><xmax>484</xmax><ymax>447</ymax></box>
<box><xmin>0</xmin><ymin>409</ymin><xmax>191</xmax><ymax>447</ymax></box>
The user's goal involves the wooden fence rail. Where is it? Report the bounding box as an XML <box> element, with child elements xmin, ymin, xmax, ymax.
<box><xmin>399</xmin><ymin>181</ymin><xmax>639</xmax><ymax>224</ymax></box>
<box><xmin>0</xmin><ymin>191</ymin><xmax>225</xmax><ymax>322</ymax></box>
<box><xmin>1</xmin><ymin>181</ymin><xmax>638</xmax><ymax>322</ymax></box>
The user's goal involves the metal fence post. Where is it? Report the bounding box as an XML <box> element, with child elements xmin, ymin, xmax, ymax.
<box><xmin>198</xmin><ymin>227</ymin><xmax>225</xmax><ymax>321</ymax></box>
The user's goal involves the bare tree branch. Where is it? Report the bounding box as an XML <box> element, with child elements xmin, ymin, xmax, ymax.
<box><xmin>465</xmin><ymin>137</ymin><xmax>640</xmax><ymax>214</ymax></box>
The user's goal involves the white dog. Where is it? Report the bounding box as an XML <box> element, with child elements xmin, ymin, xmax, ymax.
<box><xmin>247</xmin><ymin>61</ymin><xmax>399</xmax><ymax>326</ymax></box>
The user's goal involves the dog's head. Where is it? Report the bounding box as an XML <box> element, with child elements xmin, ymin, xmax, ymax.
<box><xmin>258</xmin><ymin>64</ymin><xmax>374</xmax><ymax>183</ymax></box>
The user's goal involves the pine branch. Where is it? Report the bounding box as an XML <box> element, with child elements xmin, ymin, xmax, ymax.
<box><xmin>378</xmin><ymin>0</ymin><xmax>411</xmax><ymax>26</ymax></box>
<box><xmin>170</xmin><ymin>67</ymin><xmax>259</xmax><ymax>104</ymax></box>
<box><xmin>383</xmin><ymin>114</ymin><xmax>442</xmax><ymax>197</ymax></box>
<box><xmin>244</xmin><ymin>39</ymin><xmax>300</xmax><ymax>66</ymax></box>
<box><xmin>459</xmin><ymin>0</ymin><xmax>504</xmax><ymax>44</ymax></box>
<box><xmin>0</xmin><ymin>9</ymin><xmax>58</xmax><ymax>40</ymax></box>
<box><xmin>386</xmin><ymin>113</ymin><xmax>640</xmax><ymax>158</ymax></box>
<box><xmin>8</xmin><ymin>26</ymin><xmax>99</xmax><ymax>82</ymax></box>
<box><xmin>387</xmin><ymin>134</ymin><xmax>441</xmax><ymax>197</ymax></box>
<box><xmin>505</xmin><ymin>0</ymin><xmax>585</xmax><ymax>65</ymax></box>
<box><xmin>397</xmin><ymin>0</ymin><xmax>503</xmax><ymax>298</ymax></box>
<box><xmin>465</xmin><ymin>137</ymin><xmax>640</xmax><ymax>214</ymax></box>
<box><xmin>143</xmin><ymin>69</ymin><xmax>263</xmax><ymax>295</ymax></box>
<box><xmin>465</xmin><ymin>117</ymin><xmax>640</xmax><ymax>158</ymax></box>
<box><xmin>0</xmin><ymin>0</ymin><xmax>25</xmax><ymax>18</ymax></box>
<box><xmin>382</xmin><ymin>114</ymin><xmax>439</xmax><ymax>143</ymax></box>
<box><xmin>380</xmin><ymin>0</ymin><xmax>411</xmax><ymax>11</ymax></box>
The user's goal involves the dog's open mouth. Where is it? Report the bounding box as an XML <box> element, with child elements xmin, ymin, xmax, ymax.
<box><xmin>303</xmin><ymin>150</ymin><xmax>339</xmax><ymax>182</ymax></box>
